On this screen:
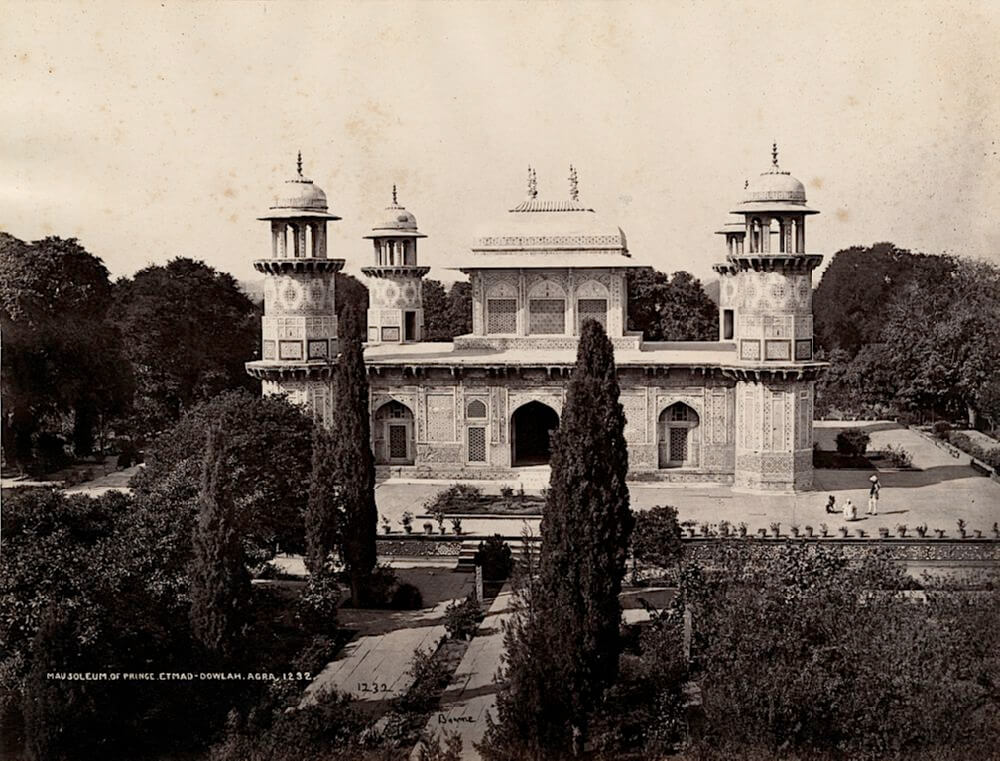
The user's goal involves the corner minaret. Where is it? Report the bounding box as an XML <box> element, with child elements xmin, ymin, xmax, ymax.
<box><xmin>361</xmin><ymin>186</ymin><xmax>430</xmax><ymax>344</ymax></box>
<box><xmin>246</xmin><ymin>154</ymin><xmax>344</xmax><ymax>411</ymax></box>
<box><xmin>719</xmin><ymin>144</ymin><xmax>826</xmax><ymax>491</ymax></box>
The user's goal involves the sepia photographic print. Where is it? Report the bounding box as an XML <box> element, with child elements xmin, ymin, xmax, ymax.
<box><xmin>2</xmin><ymin>2</ymin><xmax>999</xmax><ymax>759</ymax></box>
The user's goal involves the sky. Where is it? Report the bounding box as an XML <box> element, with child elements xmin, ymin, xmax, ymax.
<box><xmin>2</xmin><ymin>0</ymin><xmax>999</xmax><ymax>288</ymax></box>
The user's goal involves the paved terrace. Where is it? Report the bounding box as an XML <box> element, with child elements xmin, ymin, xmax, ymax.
<box><xmin>375</xmin><ymin>422</ymin><xmax>1000</xmax><ymax>539</ymax></box>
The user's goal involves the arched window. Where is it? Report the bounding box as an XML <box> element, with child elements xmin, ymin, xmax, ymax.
<box><xmin>528</xmin><ymin>280</ymin><xmax>566</xmax><ymax>335</ymax></box>
<box><xmin>467</xmin><ymin>399</ymin><xmax>487</xmax><ymax>418</ymax></box>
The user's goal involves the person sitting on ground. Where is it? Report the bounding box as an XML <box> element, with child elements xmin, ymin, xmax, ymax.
<box><xmin>824</xmin><ymin>495</ymin><xmax>837</xmax><ymax>514</ymax></box>
<box><xmin>843</xmin><ymin>498</ymin><xmax>857</xmax><ymax>521</ymax></box>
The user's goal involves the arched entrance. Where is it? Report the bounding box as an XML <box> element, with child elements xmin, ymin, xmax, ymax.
<box><xmin>374</xmin><ymin>400</ymin><xmax>415</xmax><ymax>465</ymax></box>
<box><xmin>658</xmin><ymin>402</ymin><xmax>700</xmax><ymax>468</ymax></box>
<box><xmin>511</xmin><ymin>401</ymin><xmax>559</xmax><ymax>466</ymax></box>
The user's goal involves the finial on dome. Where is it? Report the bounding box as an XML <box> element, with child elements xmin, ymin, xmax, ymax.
<box><xmin>296</xmin><ymin>151</ymin><xmax>303</xmax><ymax>178</ymax></box>
<box><xmin>392</xmin><ymin>184</ymin><xmax>398</xmax><ymax>205</ymax></box>
<box><xmin>569</xmin><ymin>164</ymin><xmax>579</xmax><ymax>202</ymax></box>
<box><xmin>527</xmin><ymin>166</ymin><xmax>538</xmax><ymax>199</ymax></box>
<box><xmin>771</xmin><ymin>142</ymin><xmax>779</xmax><ymax>168</ymax></box>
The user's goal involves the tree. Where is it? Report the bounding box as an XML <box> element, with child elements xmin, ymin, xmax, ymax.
<box><xmin>189</xmin><ymin>427</ymin><xmax>252</xmax><ymax>663</ymax></box>
<box><xmin>130</xmin><ymin>389</ymin><xmax>314</xmax><ymax>558</ymax></box>
<box><xmin>627</xmin><ymin>269</ymin><xmax>717</xmax><ymax>341</ymax></box>
<box><xmin>423</xmin><ymin>278</ymin><xmax>472</xmax><ymax>341</ymax></box>
<box><xmin>682</xmin><ymin>544</ymin><xmax>1000</xmax><ymax>760</ymax></box>
<box><xmin>812</xmin><ymin>243</ymin><xmax>956</xmax><ymax>356</ymax></box>
<box><xmin>329</xmin><ymin>308</ymin><xmax>378</xmax><ymax>605</ymax></box>
<box><xmin>304</xmin><ymin>424</ymin><xmax>341</xmax><ymax>575</ymax></box>
<box><xmin>631</xmin><ymin>505</ymin><xmax>684</xmax><ymax>572</ymax></box>
<box><xmin>484</xmin><ymin>319</ymin><xmax>633</xmax><ymax>758</ymax></box>
<box><xmin>111</xmin><ymin>257</ymin><xmax>259</xmax><ymax>435</ymax></box>
<box><xmin>334</xmin><ymin>272</ymin><xmax>369</xmax><ymax>331</ymax></box>
<box><xmin>0</xmin><ymin>234</ymin><xmax>131</xmax><ymax>464</ymax></box>
<box><xmin>852</xmin><ymin>258</ymin><xmax>1000</xmax><ymax>423</ymax></box>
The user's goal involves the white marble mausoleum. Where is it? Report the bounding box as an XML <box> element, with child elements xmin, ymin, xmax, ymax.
<box><xmin>247</xmin><ymin>149</ymin><xmax>827</xmax><ymax>491</ymax></box>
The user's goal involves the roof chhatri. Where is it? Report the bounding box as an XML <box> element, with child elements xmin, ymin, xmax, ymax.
<box><xmin>363</xmin><ymin>184</ymin><xmax>426</xmax><ymax>238</ymax></box>
<box><xmin>258</xmin><ymin>152</ymin><xmax>341</xmax><ymax>220</ymax></box>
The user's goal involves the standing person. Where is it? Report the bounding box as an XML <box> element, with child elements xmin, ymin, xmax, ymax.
<box><xmin>867</xmin><ymin>475</ymin><xmax>880</xmax><ymax>515</ymax></box>
<box><xmin>824</xmin><ymin>495</ymin><xmax>837</xmax><ymax>514</ymax></box>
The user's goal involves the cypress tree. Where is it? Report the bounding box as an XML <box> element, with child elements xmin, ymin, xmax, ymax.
<box><xmin>330</xmin><ymin>308</ymin><xmax>378</xmax><ymax>606</ymax></box>
<box><xmin>189</xmin><ymin>426</ymin><xmax>251</xmax><ymax>663</ymax></box>
<box><xmin>304</xmin><ymin>423</ymin><xmax>340</xmax><ymax>576</ymax></box>
<box><xmin>483</xmin><ymin>319</ymin><xmax>633</xmax><ymax>759</ymax></box>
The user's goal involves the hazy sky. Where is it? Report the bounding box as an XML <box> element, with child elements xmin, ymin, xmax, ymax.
<box><xmin>2</xmin><ymin>1</ymin><xmax>999</xmax><ymax>287</ymax></box>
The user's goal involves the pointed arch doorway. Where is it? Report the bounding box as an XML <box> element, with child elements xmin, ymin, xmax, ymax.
<box><xmin>510</xmin><ymin>401</ymin><xmax>560</xmax><ymax>466</ymax></box>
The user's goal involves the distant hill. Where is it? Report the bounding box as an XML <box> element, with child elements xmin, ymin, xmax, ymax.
<box><xmin>239</xmin><ymin>278</ymin><xmax>264</xmax><ymax>302</ymax></box>
<box><xmin>703</xmin><ymin>278</ymin><xmax>720</xmax><ymax>305</ymax></box>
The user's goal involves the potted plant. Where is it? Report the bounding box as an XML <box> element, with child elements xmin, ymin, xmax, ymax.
<box><xmin>819</xmin><ymin>523</ymin><xmax>829</xmax><ymax>538</ymax></box>
<box><xmin>684</xmin><ymin>523</ymin><xmax>697</xmax><ymax>538</ymax></box>
<box><xmin>737</xmin><ymin>522</ymin><xmax>748</xmax><ymax>537</ymax></box>
<box><xmin>719</xmin><ymin>520</ymin><xmax>731</xmax><ymax>538</ymax></box>
<box><xmin>896</xmin><ymin>524</ymin><xmax>907</xmax><ymax>538</ymax></box>
<box><xmin>878</xmin><ymin>527</ymin><xmax>890</xmax><ymax>539</ymax></box>
<box><xmin>769</xmin><ymin>522</ymin><xmax>781</xmax><ymax>538</ymax></box>
<box><xmin>700</xmin><ymin>522</ymin><xmax>711</xmax><ymax>537</ymax></box>
<box><xmin>401</xmin><ymin>511</ymin><xmax>414</xmax><ymax>534</ymax></box>
<box><xmin>934</xmin><ymin>528</ymin><xmax>946</xmax><ymax>539</ymax></box>
<box><xmin>855</xmin><ymin>527</ymin><xmax>866</xmax><ymax>538</ymax></box>
<box><xmin>434</xmin><ymin>509</ymin><xmax>447</xmax><ymax>535</ymax></box>
<box><xmin>423</xmin><ymin>521</ymin><xmax>435</xmax><ymax>535</ymax></box>
<box><xmin>804</xmin><ymin>525</ymin><xmax>814</xmax><ymax>538</ymax></box>
<box><xmin>451</xmin><ymin>517</ymin><xmax>463</xmax><ymax>535</ymax></box>
<box><xmin>790</xmin><ymin>524</ymin><xmax>801</xmax><ymax>538</ymax></box>
<box><xmin>956</xmin><ymin>518</ymin><xmax>967</xmax><ymax>539</ymax></box>
<box><xmin>381</xmin><ymin>514</ymin><xmax>392</xmax><ymax>535</ymax></box>
<box><xmin>838</xmin><ymin>526</ymin><xmax>849</xmax><ymax>538</ymax></box>
<box><xmin>757</xmin><ymin>527</ymin><xmax>768</xmax><ymax>538</ymax></box>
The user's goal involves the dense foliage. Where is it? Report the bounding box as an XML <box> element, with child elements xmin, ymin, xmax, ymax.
<box><xmin>483</xmin><ymin>319</ymin><xmax>634</xmax><ymax>759</ymax></box>
<box><xmin>631</xmin><ymin>505</ymin><xmax>684</xmax><ymax>572</ymax></box>
<box><xmin>422</xmin><ymin>278</ymin><xmax>472</xmax><ymax>341</ymax></box>
<box><xmin>814</xmin><ymin>244</ymin><xmax>1000</xmax><ymax>428</ymax></box>
<box><xmin>627</xmin><ymin>269</ymin><xmax>718</xmax><ymax>341</ymax></box>
<box><xmin>131</xmin><ymin>389</ymin><xmax>314</xmax><ymax>558</ymax></box>
<box><xmin>681</xmin><ymin>544</ymin><xmax>1000</xmax><ymax>760</ymax></box>
<box><xmin>110</xmin><ymin>257</ymin><xmax>260</xmax><ymax>435</ymax></box>
<box><xmin>0</xmin><ymin>234</ymin><xmax>132</xmax><ymax>466</ymax></box>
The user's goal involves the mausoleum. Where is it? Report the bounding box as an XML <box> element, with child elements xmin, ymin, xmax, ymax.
<box><xmin>247</xmin><ymin>148</ymin><xmax>827</xmax><ymax>491</ymax></box>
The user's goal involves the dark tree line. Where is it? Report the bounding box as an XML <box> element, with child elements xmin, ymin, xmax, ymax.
<box><xmin>627</xmin><ymin>268</ymin><xmax>718</xmax><ymax>341</ymax></box>
<box><xmin>814</xmin><ymin>243</ymin><xmax>1000</xmax><ymax>428</ymax></box>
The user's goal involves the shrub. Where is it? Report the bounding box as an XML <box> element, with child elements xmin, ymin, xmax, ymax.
<box><xmin>397</xmin><ymin>647</ymin><xmax>450</xmax><ymax>714</ymax></box>
<box><xmin>475</xmin><ymin>535</ymin><xmax>513</xmax><ymax>581</ymax></box>
<box><xmin>631</xmin><ymin>506</ymin><xmax>684</xmax><ymax>570</ymax></box>
<box><xmin>947</xmin><ymin>431</ymin><xmax>1000</xmax><ymax>470</ymax></box>
<box><xmin>33</xmin><ymin>431</ymin><xmax>71</xmax><ymax>473</ymax></box>
<box><xmin>292</xmin><ymin>635</ymin><xmax>339</xmax><ymax>675</ymax></box>
<box><xmin>499</xmin><ymin>485</ymin><xmax>515</xmax><ymax>500</ymax></box>
<box><xmin>426</xmin><ymin>483</ymin><xmax>484</xmax><ymax>513</ymax></box>
<box><xmin>391</xmin><ymin>583</ymin><xmax>423</xmax><ymax>610</ymax></box>
<box><xmin>296</xmin><ymin>572</ymin><xmax>341</xmax><ymax>635</ymax></box>
<box><xmin>932</xmin><ymin>421</ymin><xmax>952</xmax><ymax>437</ymax></box>
<box><xmin>443</xmin><ymin>596</ymin><xmax>483</xmax><ymax>640</ymax></box>
<box><xmin>836</xmin><ymin>429</ymin><xmax>871</xmax><ymax>456</ymax></box>
<box><xmin>357</xmin><ymin>565</ymin><xmax>423</xmax><ymax>610</ymax></box>
<box><xmin>882</xmin><ymin>443</ymin><xmax>913</xmax><ymax>468</ymax></box>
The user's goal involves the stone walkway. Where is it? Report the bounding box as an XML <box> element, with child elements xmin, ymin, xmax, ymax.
<box><xmin>302</xmin><ymin>570</ymin><xmax>474</xmax><ymax>705</ymax></box>
<box><xmin>375</xmin><ymin>423</ymin><xmax>1000</xmax><ymax>539</ymax></box>
<box><xmin>413</xmin><ymin>585</ymin><xmax>514</xmax><ymax>761</ymax></box>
